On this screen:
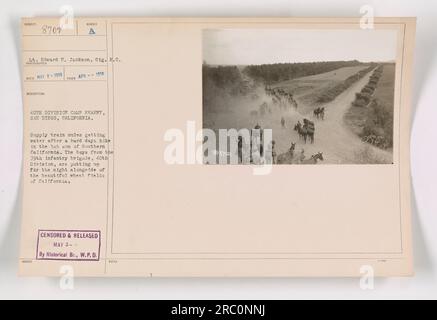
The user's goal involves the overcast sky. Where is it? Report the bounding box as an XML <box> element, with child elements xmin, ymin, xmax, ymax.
<box><xmin>203</xmin><ymin>29</ymin><xmax>398</xmax><ymax>65</ymax></box>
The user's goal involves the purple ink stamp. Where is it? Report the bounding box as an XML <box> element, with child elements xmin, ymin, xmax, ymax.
<box><xmin>36</xmin><ymin>230</ymin><xmax>101</xmax><ymax>261</ymax></box>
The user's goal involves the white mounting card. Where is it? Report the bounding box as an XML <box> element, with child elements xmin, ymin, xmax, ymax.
<box><xmin>19</xmin><ymin>17</ymin><xmax>415</xmax><ymax>277</ymax></box>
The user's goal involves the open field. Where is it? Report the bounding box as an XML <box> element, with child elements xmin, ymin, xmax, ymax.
<box><xmin>271</xmin><ymin>66</ymin><xmax>369</xmax><ymax>113</ymax></box>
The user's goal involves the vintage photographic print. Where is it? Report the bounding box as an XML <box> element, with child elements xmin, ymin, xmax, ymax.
<box><xmin>202</xmin><ymin>28</ymin><xmax>397</xmax><ymax>164</ymax></box>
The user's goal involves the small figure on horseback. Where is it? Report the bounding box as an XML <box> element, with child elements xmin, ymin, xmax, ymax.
<box><xmin>237</xmin><ymin>135</ymin><xmax>243</xmax><ymax>164</ymax></box>
<box><xmin>303</xmin><ymin>118</ymin><xmax>315</xmax><ymax>144</ymax></box>
<box><xmin>294</xmin><ymin>120</ymin><xmax>307</xmax><ymax>143</ymax></box>
<box><xmin>281</xmin><ymin>116</ymin><xmax>286</xmax><ymax>128</ymax></box>
<box><xmin>294</xmin><ymin>119</ymin><xmax>314</xmax><ymax>144</ymax></box>
<box><xmin>250</xmin><ymin>123</ymin><xmax>264</xmax><ymax>164</ymax></box>
<box><xmin>264</xmin><ymin>139</ymin><xmax>277</xmax><ymax>164</ymax></box>
<box><xmin>271</xmin><ymin>140</ymin><xmax>277</xmax><ymax>164</ymax></box>
<box><xmin>313</xmin><ymin>106</ymin><xmax>325</xmax><ymax>120</ymax></box>
<box><xmin>301</xmin><ymin>152</ymin><xmax>324</xmax><ymax>164</ymax></box>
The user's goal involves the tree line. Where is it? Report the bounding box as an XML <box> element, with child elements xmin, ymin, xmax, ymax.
<box><xmin>242</xmin><ymin>60</ymin><xmax>363</xmax><ymax>84</ymax></box>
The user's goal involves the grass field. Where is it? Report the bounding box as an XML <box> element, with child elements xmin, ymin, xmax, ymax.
<box><xmin>271</xmin><ymin>66</ymin><xmax>369</xmax><ymax>113</ymax></box>
<box><xmin>372</xmin><ymin>64</ymin><xmax>396</xmax><ymax>107</ymax></box>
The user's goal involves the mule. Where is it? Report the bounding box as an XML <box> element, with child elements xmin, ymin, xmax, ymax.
<box><xmin>313</xmin><ymin>107</ymin><xmax>325</xmax><ymax>120</ymax></box>
<box><xmin>303</xmin><ymin>119</ymin><xmax>315</xmax><ymax>144</ymax></box>
<box><xmin>276</xmin><ymin>143</ymin><xmax>296</xmax><ymax>164</ymax></box>
<box><xmin>318</xmin><ymin>107</ymin><xmax>325</xmax><ymax>120</ymax></box>
<box><xmin>301</xmin><ymin>152</ymin><xmax>324</xmax><ymax>164</ymax></box>
<box><xmin>294</xmin><ymin>122</ymin><xmax>308</xmax><ymax>143</ymax></box>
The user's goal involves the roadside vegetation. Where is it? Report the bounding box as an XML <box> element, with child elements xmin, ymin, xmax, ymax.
<box><xmin>315</xmin><ymin>64</ymin><xmax>376</xmax><ymax>103</ymax></box>
<box><xmin>344</xmin><ymin>63</ymin><xmax>395</xmax><ymax>150</ymax></box>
